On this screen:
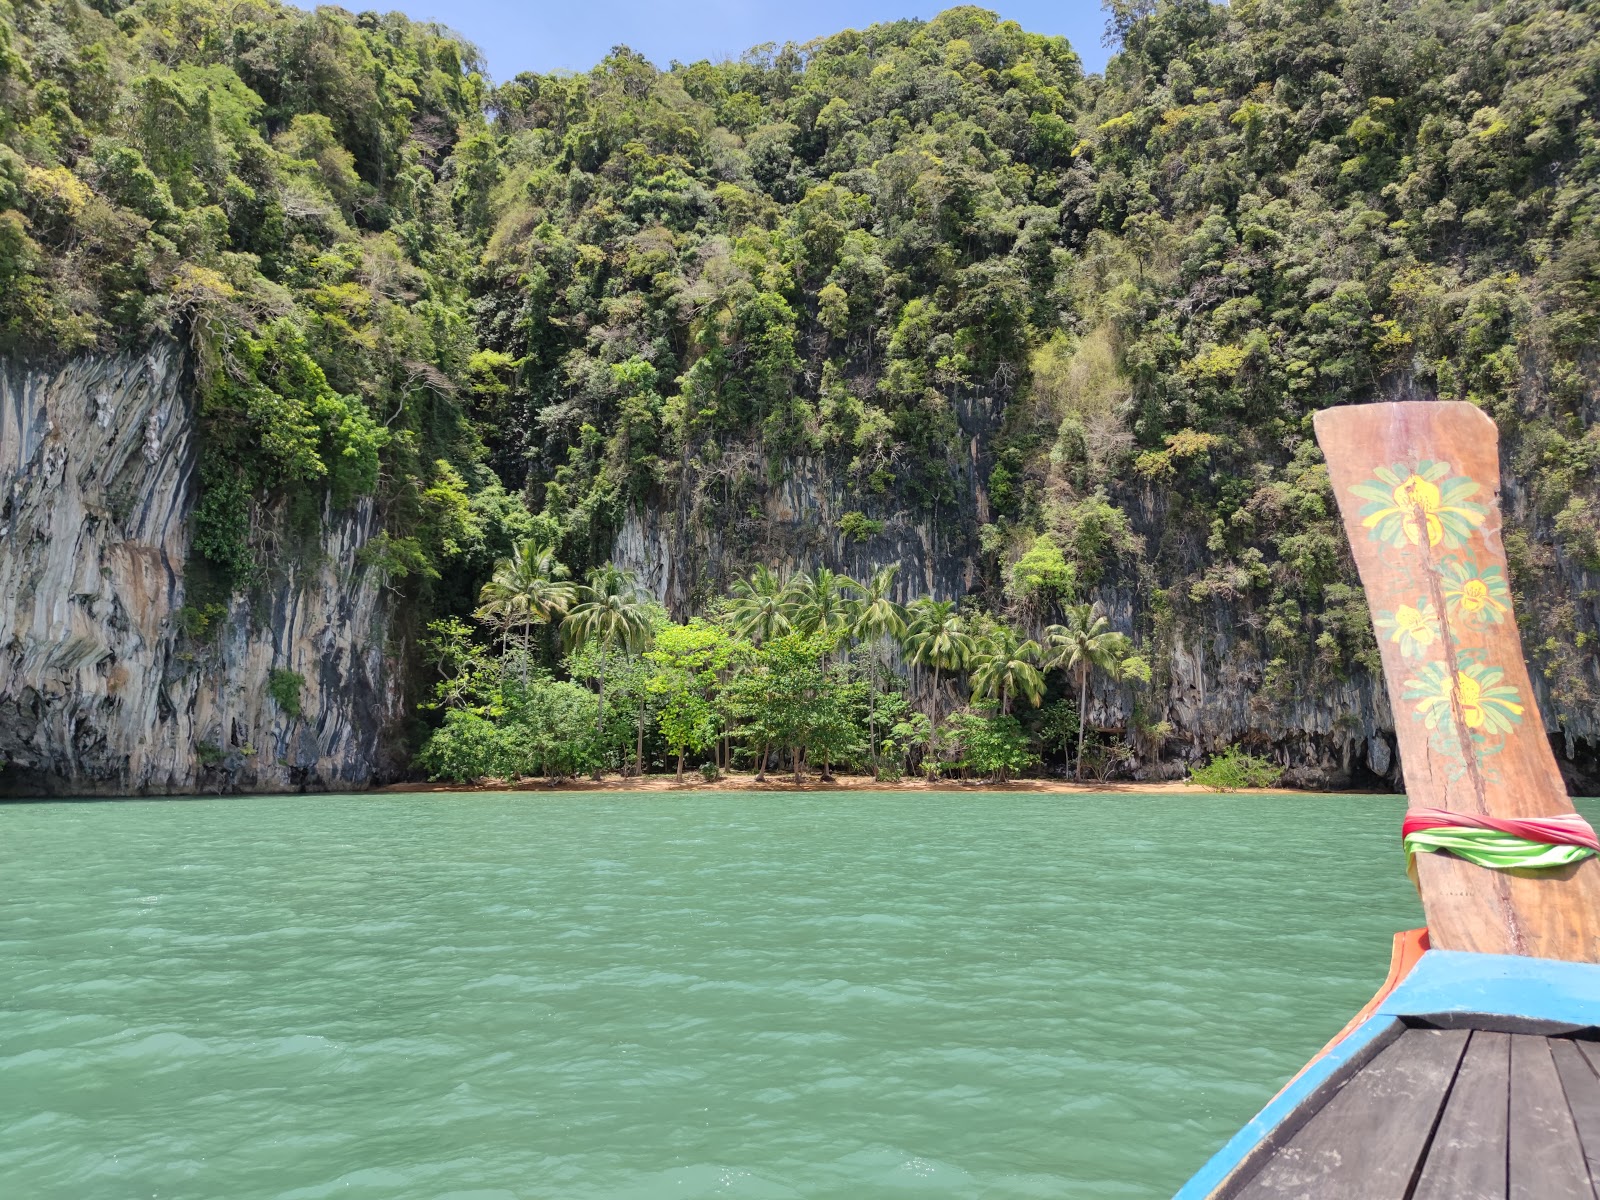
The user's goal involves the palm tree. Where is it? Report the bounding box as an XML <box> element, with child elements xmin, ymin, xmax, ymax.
<box><xmin>1044</xmin><ymin>602</ymin><xmax>1124</xmax><ymax>779</ymax></box>
<box><xmin>785</xmin><ymin>566</ymin><xmax>857</xmax><ymax>662</ymax></box>
<box><xmin>562</xmin><ymin>564</ymin><xmax>654</xmax><ymax>780</ymax></box>
<box><xmin>726</xmin><ymin>565</ymin><xmax>792</xmax><ymax>645</ymax></box>
<box><xmin>902</xmin><ymin>597</ymin><xmax>974</xmax><ymax>736</ymax></box>
<box><xmin>474</xmin><ymin>538</ymin><xmax>576</xmax><ymax>683</ymax></box>
<box><xmin>848</xmin><ymin>563</ymin><xmax>908</xmax><ymax>772</ymax></box>
<box><xmin>970</xmin><ymin>626</ymin><xmax>1046</xmax><ymax>716</ymax></box>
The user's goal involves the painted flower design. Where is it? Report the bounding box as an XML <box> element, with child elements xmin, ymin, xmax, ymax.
<box><xmin>1350</xmin><ymin>461</ymin><xmax>1488</xmax><ymax>550</ymax></box>
<box><xmin>1374</xmin><ymin>602</ymin><xmax>1440</xmax><ymax>658</ymax></box>
<box><xmin>1403</xmin><ymin>660</ymin><xmax>1525</xmax><ymax>737</ymax></box>
<box><xmin>1440</xmin><ymin>558</ymin><xmax>1510</xmax><ymax>623</ymax></box>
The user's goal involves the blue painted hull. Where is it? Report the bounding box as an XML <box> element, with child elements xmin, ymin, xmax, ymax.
<box><xmin>1174</xmin><ymin>950</ymin><xmax>1600</xmax><ymax>1198</ymax></box>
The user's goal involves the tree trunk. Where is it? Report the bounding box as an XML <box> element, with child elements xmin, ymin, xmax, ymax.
<box><xmin>756</xmin><ymin>743</ymin><xmax>768</xmax><ymax>783</ymax></box>
<box><xmin>1076</xmin><ymin>668</ymin><xmax>1089</xmax><ymax>781</ymax></box>
<box><xmin>635</xmin><ymin>692</ymin><xmax>645</xmax><ymax>777</ymax></box>
<box><xmin>792</xmin><ymin>745</ymin><xmax>802</xmax><ymax>784</ymax></box>
<box><xmin>868</xmin><ymin>645</ymin><xmax>878</xmax><ymax>778</ymax></box>
<box><xmin>593</xmin><ymin>645</ymin><xmax>608</xmax><ymax>781</ymax></box>
<box><xmin>676</xmin><ymin>750</ymin><xmax>685</xmax><ymax>783</ymax></box>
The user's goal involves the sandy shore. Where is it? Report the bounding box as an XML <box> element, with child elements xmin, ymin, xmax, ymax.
<box><xmin>378</xmin><ymin>772</ymin><xmax>1352</xmax><ymax>796</ymax></box>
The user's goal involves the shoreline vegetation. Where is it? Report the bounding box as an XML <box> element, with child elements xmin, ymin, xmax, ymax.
<box><xmin>415</xmin><ymin>548</ymin><xmax>1247</xmax><ymax>788</ymax></box>
<box><xmin>379</xmin><ymin>773</ymin><xmax>1348</xmax><ymax>797</ymax></box>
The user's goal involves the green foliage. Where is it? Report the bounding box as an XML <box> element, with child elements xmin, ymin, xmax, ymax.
<box><xmin>1008</xmin><ymin>533</ymin><xmax>1075</xmax><ymax>608</ymax></box>
<box><xmin>13</xmin><ymin>0</ymin><xmax>1597</xmax><ymax>776</ymax></box>
<box><xmin>266</xmin><ymin>668</ymin><xmax>305</xmax><ymax>718</ymax></box>
<box><xmin>474</xmin><ymin>7</ymin><xmax>1088</xmax><ymax>549</ymax></box>
<box><xmin>1189</xmin><ymin>747</ymin><xmax>1285</xmax><ymax>792</ymax></box>
<box><xmin>0</xmin><ymin>0</ymin><xmax>493</xmax><ymax>594</ymax></box>
<box><xmin>646</xmin><ymin>620</ymin><xmax>739</xmax><ymax>777</ymax></box>
<box><xmin>943</xmin><ymin>712</ymin><xmax>1037</xmax><ymax>781</ymax></box>
<box><xmin>837</xmin><ymin>511</ymin><xmax>884</xmax><ymax>544</ymax></box>
<box><xmin>175</xmin><ymin>601</ymin><xmax>228</xmax><ymax>641</ymax></box>
<box><xmin>416</xmin><ymin>676</ymin><xmax>600</xmax><ymax>782</ymax></box>
<box><xmin>411</xmin><ymin>546</ymin><xmax>1157</xmax><ymax>784</ymax></box>
<box><xmin>721</xmin><ymin>632</ymin><xmax>858</xmax><ymax>781</ymax></box>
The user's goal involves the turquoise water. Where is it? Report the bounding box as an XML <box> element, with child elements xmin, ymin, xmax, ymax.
<box><xmin>1</xmin><ymin>791</ymin><xmax>1434</xmax><ymax>1199</ymax></box>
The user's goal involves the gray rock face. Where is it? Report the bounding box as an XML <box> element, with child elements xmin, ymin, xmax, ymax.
<box><xmin>0</xmin><ymin>345</ymin><xmax>400</xmax><ymax>797</ymax></box>
<box><xmin>4</xmin><ymin>347</ymin><xmax>1588</xmax><ymax>796</ymax></box>
<box><xmin>616</xmin><ymin>482</ymin><xmax>1400</xmax><ymax>788</ymax></box>
<box><xmin>613</xmin><ymin>454</ymin><xmax>988</xmax><ymax>613</ymax></box>
<box><xmin>610</xmin><ymin>401</ymin><xmax>1598</xmax><ymax>793</ymax></box>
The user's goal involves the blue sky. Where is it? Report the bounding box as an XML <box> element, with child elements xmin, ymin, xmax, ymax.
<box><xmin>386</xmin><ymin>1</ymin><xmax>1111</xmax><ymax>82</ymax></box>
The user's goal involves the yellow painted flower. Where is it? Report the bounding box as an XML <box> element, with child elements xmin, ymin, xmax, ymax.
<box><xmin>1350</xmin><ymin>461</ymin><xmax>1488</xmax><ymax>550</ymax></box>
<box><xmin>1403</xmin><ymin>660</ymin><xmax>1524</xmax><ymax>737</ymax></box>
<box><xmin>1374</xmin><ymin>602</ymin><xmax>1440</xmax><ymax>658</ymax></box>
<box><xmin>1440</xmin><ymin>557</ymin><xmax>1510</xmax><ymax>623</ymax></box>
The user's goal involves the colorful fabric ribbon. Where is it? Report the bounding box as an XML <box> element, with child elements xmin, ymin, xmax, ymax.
<box><xmin>1402</xmin><ymin>807</ymin><xmax>1599</xmax><ymax>881</ymax></box>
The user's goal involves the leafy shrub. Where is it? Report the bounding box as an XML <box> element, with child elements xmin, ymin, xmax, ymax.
<box><xmin>943</xmin><ymin>711</ymin><xmax>1037</xmax><ymax>781</ymax></box>
<box><xmin>267</xmin><ymin>669</ymin><xmax>305</xmax><ymax>717</ymax></box>
<box><xmin>175</xmin><ymin>601</ymin><xmax>228</xmax><ymax>640</ymax></box>
<box><xmin>1078</xmin><ymin>734</ymin><xmax>1137</xmax><ymax>782</ymax></box>
<box><xmin>1008</xmin><ymin>533</ymin><xmax>1075</xmax><ymax>608</ymax></box>
<box><xmin>837</xmin><ymin>511</ymin><xmax>884</xmax><ymax>543</ymax></box>
<box><xmin>416</xmin><ymin>676</ymin><xmax>598</xmax><ymax>782</ymax></box>
<box><xmin>1189</xmin><ymin>747</ymin><xmax>1284</xmax><ymax>791</ymax></box>
<box><xmin>699</xmin><ymin>762</ymin><xmax>720</xmax><ymax>782</ymax></box>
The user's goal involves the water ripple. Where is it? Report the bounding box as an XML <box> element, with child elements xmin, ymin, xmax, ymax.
<box><xmin>0</xmin><ymin>790</ymin><xmax>1482</xmax><ymax>1198</ymax></box>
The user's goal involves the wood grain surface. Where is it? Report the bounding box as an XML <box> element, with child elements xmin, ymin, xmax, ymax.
<box><xmin>1315</xmin><ymin>402</ymin><xmax>1600</xmax><ymax>961</ymax></box>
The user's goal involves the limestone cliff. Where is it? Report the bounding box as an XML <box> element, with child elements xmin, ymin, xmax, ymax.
<box><xmin>2</xmin><ymin>348</ymin><xmax>1590</xmax><ymax>797</ymax></box>
<box><xmin>611</xmin><ymin>397</ymin><xmax>1597</xmax><ymax>793</ymax></box>
<box><xmin>0</xmin><ymin>346</ymin><xmax>400</xmax><ymax>797</ymax></box>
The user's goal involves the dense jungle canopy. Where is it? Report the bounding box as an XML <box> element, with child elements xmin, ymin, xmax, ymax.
<box><xmin>1</xmin><ymin>0</ymin><xmax>1597</xmax><ymax>776</ymax></box>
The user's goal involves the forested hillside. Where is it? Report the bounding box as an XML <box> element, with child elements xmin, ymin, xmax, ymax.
<box><xmin>2</xmin><ymin>0</ymin><xmax>1597</xmax><ymax>785</ymax></box>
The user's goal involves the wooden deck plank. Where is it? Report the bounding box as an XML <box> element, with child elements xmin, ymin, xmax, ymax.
<box><xmin>1412</xmin><ymin>1031</ymin><xmax>1510</xmax><ymax>1200</ymax></box>
<box><xmin>1508</xmin><ymin>1034</ymin><xmax>1597</xmax><ymax>1200</ymax></box>
<box><xmin>1578</xmin><ymin>1039</ymin><xmax>1600</xmax><ymax>1079</ymax></box>
<box><xmin>1550</xmin><ymin>1038</ymin><xmax>1600</xmax><ymax>1191</ymax></box>
<box><xmin>1229</xmin><ymin>1027</ymin><xmax>1467</xmax><ymax>1200</ymax></box>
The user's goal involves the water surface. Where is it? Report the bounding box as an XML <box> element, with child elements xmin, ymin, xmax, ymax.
<box><xmin>2</xmin><ymin>791</ymin><xmax>1442</xmax><ymax>1198</ymax></box>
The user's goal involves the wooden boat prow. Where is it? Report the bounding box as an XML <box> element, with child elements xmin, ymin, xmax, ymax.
<box><xmin>1175</xmin><ymin>402</ymin><xmax>1600</xmax><ymax>1198</ymax></box>
<box><xmin>1316</xmin><ymin>401</ymin><xmax>1600</xmax><ymax>962</ymax></box>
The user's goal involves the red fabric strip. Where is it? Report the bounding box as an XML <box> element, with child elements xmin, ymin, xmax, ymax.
<box><xmin>1401</xmin><ymin>807</ymin><xmax>1600</xmax><ymax>852</ymax></box>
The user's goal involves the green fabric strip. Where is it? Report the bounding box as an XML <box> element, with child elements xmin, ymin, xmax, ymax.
<box><xmin>1404</xmin><ymin>827</ymin><xmax>1597</xmax><ymax>872</ymax></box>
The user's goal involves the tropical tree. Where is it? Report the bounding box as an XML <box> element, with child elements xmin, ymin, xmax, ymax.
<box><xmin>969</xmin><ymin>626</ymin><xmax>1046</xmax><ymax>716</ymax></box>
<box><xmin>848</xmin><ymin>562</ymin><xmax>908</xmax><ymax>772</ymax></box>
<box><xmin>722</xmin><ymin>632</ymin><xmax>839</xmax><ymax>783</ymax></box>
<box><xmin>902</xmin><ymin>597</ymin><xmax>974</xmax><ymax>736</ymax></box>
<box><xmin>646</xmin><ymin>621</ymin><xmax>740</xmax><ymax>782</ymax></box>
<box><xmin>562</xmin><ymin>565</ymin><xmax>655</xmax><ymax>779</ymax></box>
<box><xmin>474</xmin><ymin>538</ymin><xmax>575</xmax><ymax>682</ymax></box>
<box><xmin>785</xmin><ymin>566</ymin><xmax>858</xmax><ymax>663</ymax></box>
<box><xmin>943</xmin><ymin>711</ymin><xmax>1036</xmax><ymax>782</ymax></box>
<box><xmin>1044</xmin><ymin>603</ymin><xmax>1127</xmax><ymax>779</ymax></box>
<box><xmin>726</xmin><ymin>565</ymin><xmax>792</xmax><ymax>645</ymax></box>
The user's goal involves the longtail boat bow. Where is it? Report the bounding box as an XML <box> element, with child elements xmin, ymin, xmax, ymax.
<box><xmin>1176</xmin><ymin>401</ymin><xmax>1600</xmax><ymax>1199</ymax></box>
